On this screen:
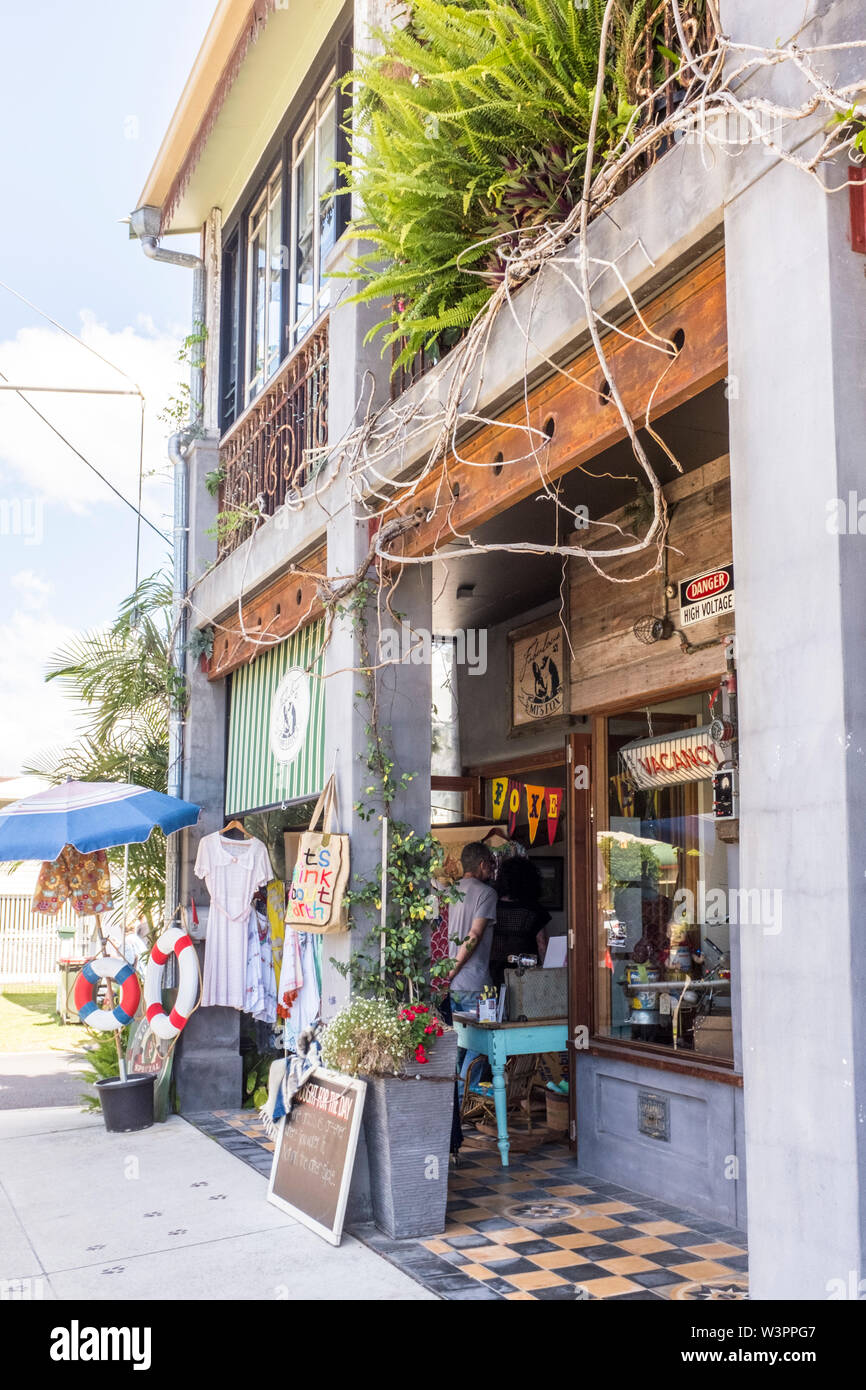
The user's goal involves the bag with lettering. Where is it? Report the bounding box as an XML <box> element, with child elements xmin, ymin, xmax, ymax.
<box><xmin>285</xmin><ymin>775</ymin><xmax>350</xmax><ymax>933</ymax></box>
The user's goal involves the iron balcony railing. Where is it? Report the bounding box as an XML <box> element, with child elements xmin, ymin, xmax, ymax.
<box><xmin>218</xmin><ymin>316</ymin><xmax>329</xmax><ymax>559</ymax></box>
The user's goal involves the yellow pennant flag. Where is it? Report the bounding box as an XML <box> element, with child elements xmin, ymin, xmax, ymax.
<box><xmin>491</xmin><ymin>776</ymin><xmax>509</xmax><ymax>820</ymax></box>
<box><xmin>524</xmin><ymin>785</ymin><xmax>544</xmax><ymax>845</ymax></box>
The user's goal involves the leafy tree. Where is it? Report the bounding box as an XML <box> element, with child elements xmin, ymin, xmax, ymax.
<box><xmin>26</xmin><ymin>572</ymin><xmax>179</xmax><ymax>929</ymax></box>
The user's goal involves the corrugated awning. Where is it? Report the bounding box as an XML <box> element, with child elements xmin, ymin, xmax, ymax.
<box><xmin>225</xmin><ymin>619</ymin><xmax>325</xmax><ymax>815</ymax></box>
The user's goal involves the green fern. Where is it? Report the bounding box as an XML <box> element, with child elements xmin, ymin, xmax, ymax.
<box><xmin>339</xmin><ymin>0</ymin><xmax>705</xmax><ymax>368</ymax></box>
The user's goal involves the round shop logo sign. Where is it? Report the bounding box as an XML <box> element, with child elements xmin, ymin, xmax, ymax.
<box><xmin>269</xmin><ymin>667</ymin><xmax>311</xmax><ymax>764</ymax></box>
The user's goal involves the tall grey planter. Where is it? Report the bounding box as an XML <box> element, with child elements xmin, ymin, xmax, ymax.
<box><xmin>362</xmin><ymin>1028</ymin><xmax>458</xmax><ymax>1239</ymax></box>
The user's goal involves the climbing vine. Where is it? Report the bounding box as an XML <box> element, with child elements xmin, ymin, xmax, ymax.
<box><xmin>331</xmin><ymin>580</ymin><xmax>457</xmax><ymax>1005</ymax></box>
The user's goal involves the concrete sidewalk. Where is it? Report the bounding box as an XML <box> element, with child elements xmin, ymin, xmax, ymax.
<box><xmin>0</xmin><ymin>1106</ymin><xmax>435</xmax><ymax>1301</ymax></box>
<box><xmin>0</xmin><ymin>1051</ymin><xmax>82</xmax><ymax>1110</ymax></box>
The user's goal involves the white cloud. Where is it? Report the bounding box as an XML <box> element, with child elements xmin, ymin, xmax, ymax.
<box><xmin>10</xmin><ymin>569</ymin><xmax>52</xmax><ymax>608</ymax></box>
<box><xmin>0</xmin><ymin>606</ymin><xmax>85</xmax><ymax>777</ymax></box>
<box><xmin>0</xmin><ymin>312</ymin><xmax>185</xmax><ymax>528</ymax></box>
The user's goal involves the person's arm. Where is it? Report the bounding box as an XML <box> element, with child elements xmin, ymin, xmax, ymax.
<box><xmin>535</xmin><ymin>926</ymin><xmax>549</xmax><ymax>962</ymax></box>
<box><xmin>446</xmin><ymin>916</ymin><xmax>490</xmax><ymax>985</ymax></box>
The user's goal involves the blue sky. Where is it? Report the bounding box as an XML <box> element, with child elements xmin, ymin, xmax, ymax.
<box><xmin>0</xmin><ymin>0</ymin><xmax>215</xmax><ymax>775</ymax></box>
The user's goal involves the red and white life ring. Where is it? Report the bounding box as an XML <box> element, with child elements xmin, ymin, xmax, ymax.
<box><xmin>74</xmin><ymin>956</ymin><xmax>141</xmax><ymax>1032</ymax></box>
<box><xmin>144</xmin><ymin>926</ymin><xmax>200</xmax><ymax>1040</ymax></box>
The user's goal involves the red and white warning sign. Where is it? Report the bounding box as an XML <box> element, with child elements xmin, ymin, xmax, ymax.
<box><xmin>679</xmin><ymin>565</ymin><xmax>734</xmax><ymax>627</ymax></box>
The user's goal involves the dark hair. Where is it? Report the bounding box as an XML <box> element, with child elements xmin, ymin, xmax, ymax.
<box><xmin>461</xmin><ymin>841</ymin><xmax>495</xmax><ymax>875</ymax></box>
<box><xmin>497</xmin><ymin>856</ymin><xmax>542</xmax><ymax>904</ymax></box>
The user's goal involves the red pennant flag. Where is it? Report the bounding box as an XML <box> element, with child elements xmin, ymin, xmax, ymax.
<box><xmin>507</xmin><ymin>780</ymin><xmax>522</xmax><ymax>836</ymax></box>
<box><xmin>524</xmin><ymin>784</ymin><xmax>544</xmax><ymax>845</ymax></box>
<box><xmin>544</xmin><ymin>787</ymin><xmax>563</xmax><ymax>845</ymax></box>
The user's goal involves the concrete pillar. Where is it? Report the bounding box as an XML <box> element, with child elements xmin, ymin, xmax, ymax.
<box><xmin>174</xmin><ymin>433</ymin><xmax>240</xmax><ymax>1112</ymax></box>
<box><xmin>725</xmin><ymin>152</ymin><xmax>866</xmax><ymax>1296</ymax></box>
<box><xmin>321</xmin><ymin>200</ymin><xmax>432</xmax><ymax>1013</ymax></box>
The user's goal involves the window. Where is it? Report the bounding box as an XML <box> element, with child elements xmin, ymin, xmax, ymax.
<box><xmin>219</xmin><ymin>26</ymin><xmax>351</xmax><ymax>432</ymax></box>
<box><xmin>219</xmin><ymin>234</ymin><xmax>240</xmax><ymax>432</ymax></box>
<box><xmin>291</xmin><ymin>76</ymin><xmax>337</xmax><ymax>347</ymax></box>
<box><xmin>245</xmin><ymin>168</ymin><xmax>283</xmax><ymax>403</ymax></box>
<box><xmin>595</xmin><ymin>692</ymin><xmax>735</xmax><ymax>1063</ymax></box>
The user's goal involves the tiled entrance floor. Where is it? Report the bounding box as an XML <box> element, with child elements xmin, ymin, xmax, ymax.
<box><xmin>188</xmin><ymin>1109</ymin><xmax>748</xmax><ymax>1301</ymax></box>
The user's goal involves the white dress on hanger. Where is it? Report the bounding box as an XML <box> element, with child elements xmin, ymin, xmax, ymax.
<box><xmin>194</xmin><ymin>833</ymin><xmax>273</xmax><ymax>1010</ymax></box>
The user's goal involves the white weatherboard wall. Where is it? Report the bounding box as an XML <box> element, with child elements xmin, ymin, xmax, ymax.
<box><xmin>725</xmin><ymin>152</ymin><xmax>866</xmax><ymax>1298</ymax></box>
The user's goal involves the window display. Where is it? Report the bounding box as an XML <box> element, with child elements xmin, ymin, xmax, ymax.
<box><xmin>596</xmin><ymin>693</ymin><xmax>735</xmax><ymax>1061</ymax></box>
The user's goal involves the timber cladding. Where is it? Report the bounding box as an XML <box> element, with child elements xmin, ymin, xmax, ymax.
<box><xmin>386</xmin><ymin>249</ymin><xmax>726</xmax><ymax>560</ymax></box>
<box><xmin>568</xmin><ymin>455</ymin><xmax>732</xmax><ymax>712</ymax></box>
<box><xmin>208</xmin><ymin>541</ymin><xmax>327</xmax><ymax>680</ymax></box>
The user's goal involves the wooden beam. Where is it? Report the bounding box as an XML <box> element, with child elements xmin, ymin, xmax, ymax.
<box><xmin>387</xmin><ymin>249</ymin><xmax>727</xmax><ymax>558</ymax></box>
<box><xmin>208</xmin><ymin>542</ymin><xmax>327</xmax><ymax>679</ymax></box>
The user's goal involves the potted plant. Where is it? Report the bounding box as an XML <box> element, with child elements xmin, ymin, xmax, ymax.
<box><xmin>321</xmin><ymin>996</ymin><xmax>457</xmax><ymax>1238</ymax></box>
<box><xmin>73</xmin><ymin>1025</ymin><xmax>155</xmax><ymax>1133</ymax></box>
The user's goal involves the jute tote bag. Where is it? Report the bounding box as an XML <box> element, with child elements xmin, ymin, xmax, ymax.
<box><xmin>285</xmin><ymin>775</ymin><xmax>350</xmax><ymax>932</ymax></box>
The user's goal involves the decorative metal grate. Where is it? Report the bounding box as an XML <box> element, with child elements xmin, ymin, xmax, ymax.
<box><xmin>218</xmin><ymin>316</ymin><xmax>329</xmax><ymax>559</ymax></box>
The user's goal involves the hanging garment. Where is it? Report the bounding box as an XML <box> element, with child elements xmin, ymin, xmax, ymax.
<box><xmin>278</xmin><ymin>927</ymin><xmax>304</xmax><ymax>1019</ymax></box>
<box><xmin>245</xmin><ymin>906</ymin><xmax>277</xmax><ymax>1023</ymax></box>
<box><xmin>282</xmin><ymin>931</ymin><xmax>322</xmax><ymax>1053</ymax></box>
<box><xmin>32</xmin><ymin>846</ymin><xmax>113</xmax><ymax>915</ymax></box>
<box><xmin>194</xmin><ymin>832</ymin><xmax>273</xmax><ymax>1009</ymax></box>
<box><xmin>431</xmin><ymin>901</ymin><xmax>450</xmax><ymax>964</ymax></box>
<box><xmin>266</xmin><ymin>879</ymin><xmax>286</xmax><ymax>995</ymax></box>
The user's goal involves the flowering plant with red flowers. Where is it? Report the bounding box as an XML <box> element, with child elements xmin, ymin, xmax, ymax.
<box><xmin>398</xmin><ymin>1002</ymin><xmax>445</xmax><ymax>1065</ymax></box>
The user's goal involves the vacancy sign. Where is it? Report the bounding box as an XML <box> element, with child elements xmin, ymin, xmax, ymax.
<box><xmin>679</xmin><ymin>565</ymin><xmax>734</xmax><ymax>627</ymax></box>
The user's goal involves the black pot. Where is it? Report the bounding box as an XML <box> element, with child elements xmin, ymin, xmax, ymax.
<box><xmin>95</xmin><ymin>1075</ymin><xmax>155</xmax><ymax>1133</ymax></box>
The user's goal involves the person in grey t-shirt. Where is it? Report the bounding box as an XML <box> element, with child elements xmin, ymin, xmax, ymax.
<box><xmin>444</xmin><ymin>842</ymin><xmax>498</xmax><ymax>1081</ymax></box>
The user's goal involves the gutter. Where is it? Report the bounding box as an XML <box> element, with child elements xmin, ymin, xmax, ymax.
<box><xmin>131</xmin><ymin>207</ymin><xmax>205</xmax><ymax>922</ymax></box>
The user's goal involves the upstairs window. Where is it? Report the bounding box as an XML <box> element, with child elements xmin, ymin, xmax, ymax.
<box><xmin>246</xmin><ymin>167</ymin><xmax>283</xmax><ymax>403</ymax></box>
<box><xmin>291</xmin><ymin>75</ymin><xmax>337</xmax><ymax>347</ymax></box>
<box><xmin>219</xmin><ymin>25</ymin><xmax>351</xmax><ymax>433</ymax></box>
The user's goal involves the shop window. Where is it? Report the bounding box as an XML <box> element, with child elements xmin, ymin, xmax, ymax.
<box><xmin>595</xmin><ymin>693</ymin><xmax>735</xmax><ymax>1062</ymax></box>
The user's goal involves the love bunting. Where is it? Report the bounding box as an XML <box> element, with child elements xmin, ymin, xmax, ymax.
<box><xmin>544</xmin><ymin>786</ymin><xmax>563</xmax><ymax>844</ymax></box>
<box><xmin>507</xmin><ymin>780</ymin><xmax>522</xmax><ymax>836</ymax></box>
<box><xmin>524</xmin><ymin>784</ymin><xmax>544</xmax><ymax>845</ymax></box>
<box><xmin>491</xmin><ymin>776</ymin><xmax>509</xmax><ymax>821</ymax></box>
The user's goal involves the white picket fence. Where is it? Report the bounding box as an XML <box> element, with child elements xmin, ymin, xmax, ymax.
<box><xmin>0</xmin><ymin>896</ymin><xmax>92</xmax><ymax>984</ymax></box>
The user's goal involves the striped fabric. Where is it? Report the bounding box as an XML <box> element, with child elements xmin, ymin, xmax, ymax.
<box><xmin>225</xmin><ymin>620</ymin><xmax>326</xmax><ymax>816</ymax></box>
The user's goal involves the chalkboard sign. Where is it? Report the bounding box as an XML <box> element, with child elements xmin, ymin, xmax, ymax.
<box><xmin>267</xmin><ymin>1068</ymin><xmax>366</xmax><ymax>1245</ymax></box>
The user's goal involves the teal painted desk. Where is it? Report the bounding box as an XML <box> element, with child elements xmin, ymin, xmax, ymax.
<box><xmin>453</xmin><ymin>1014</ymin><xmax>568</xmax><ymax>1167</ymax></box>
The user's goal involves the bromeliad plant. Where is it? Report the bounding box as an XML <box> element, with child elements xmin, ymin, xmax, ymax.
<box><xmin>340</xmin><ymin>0</ymin><xmax>704</xmax><ymax>369</ymax></box>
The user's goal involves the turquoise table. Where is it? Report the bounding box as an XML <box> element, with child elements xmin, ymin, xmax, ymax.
<box><xmin>453</xmin><ymin>1014</ymin><xmax>568</xmax><ymax>1167</ymax></box>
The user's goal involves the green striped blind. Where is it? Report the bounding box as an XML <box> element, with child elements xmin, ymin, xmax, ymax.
<box><xmin>225</xmin><ymin>619</ymin><xmax>326</xmax><ymax>815</ymax></box>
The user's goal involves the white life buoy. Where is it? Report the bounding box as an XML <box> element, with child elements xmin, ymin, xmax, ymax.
<box><xmin>74</xmin><ymin>956</ymin><xmax>141</xmax><ymax>1032</ymax></box>
<box><xmin>144</xmin><ymin>926</ymin><xmax>200</xmax><ymax>1040</ymax></box>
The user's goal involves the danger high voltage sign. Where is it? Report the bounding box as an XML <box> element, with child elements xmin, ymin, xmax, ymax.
<box><xmin>679</xmin><ymin>565</ymin><xmax>735</xmax><ymax>627</ymax></box>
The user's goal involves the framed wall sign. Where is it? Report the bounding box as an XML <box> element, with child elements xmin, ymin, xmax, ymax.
<box><xmin>508</xmin><ymin>615</ymin><xmax>570</xmax><ymax>735</ymax></box>
<box><xmin>267</xmin><ymin>1068</ymin><xmax>366</xmax><ymax>1245</ymax></box>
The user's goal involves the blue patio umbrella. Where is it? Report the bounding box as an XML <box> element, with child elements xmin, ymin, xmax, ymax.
<box><xmin>0</xmin><ymin>779</ymin><xmax>201</xmax><ymax>862</ymax></box>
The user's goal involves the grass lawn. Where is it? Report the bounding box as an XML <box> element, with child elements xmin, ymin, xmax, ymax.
<box><xmin>0</xmin><ymin>987</ymin><xmax>82</xmax><ymax>1052</ymax></box>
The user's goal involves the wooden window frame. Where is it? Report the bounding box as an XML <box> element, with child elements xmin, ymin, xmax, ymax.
<box><xmin>575</xmin><ymin>680</ymin><xmax>740</xmax><ymax>1083</ymax></box>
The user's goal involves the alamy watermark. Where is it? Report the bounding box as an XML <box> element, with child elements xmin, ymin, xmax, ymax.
<box><xmin>0</xmin><ymin>497</ymin><xmax>43</xmax><ymax>546</ymax></box>
<box><xmin>378</xmin><ymin>622</ymin><xmax>488</xmax><ymax>676</ymax></box>
<box><xmin>673</xmin><ymin>881</ymin><xmax>783</xmax><ymax>936</ymax></box>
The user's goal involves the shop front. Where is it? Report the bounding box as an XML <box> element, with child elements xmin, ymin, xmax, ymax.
<box><xmin>444</xmin><ymin>437</ymin><xmax>743</xmax><ymax>1228</ymax></box>
<box><xmin>568</xmin><ymin>454</ymin><xmax>744</xmax><ymax>1229</ymax></box>
<box><xmin>174</xmin><ymin>618</ymin><xmax>329</xmax><ymax>1112</ymax></box>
